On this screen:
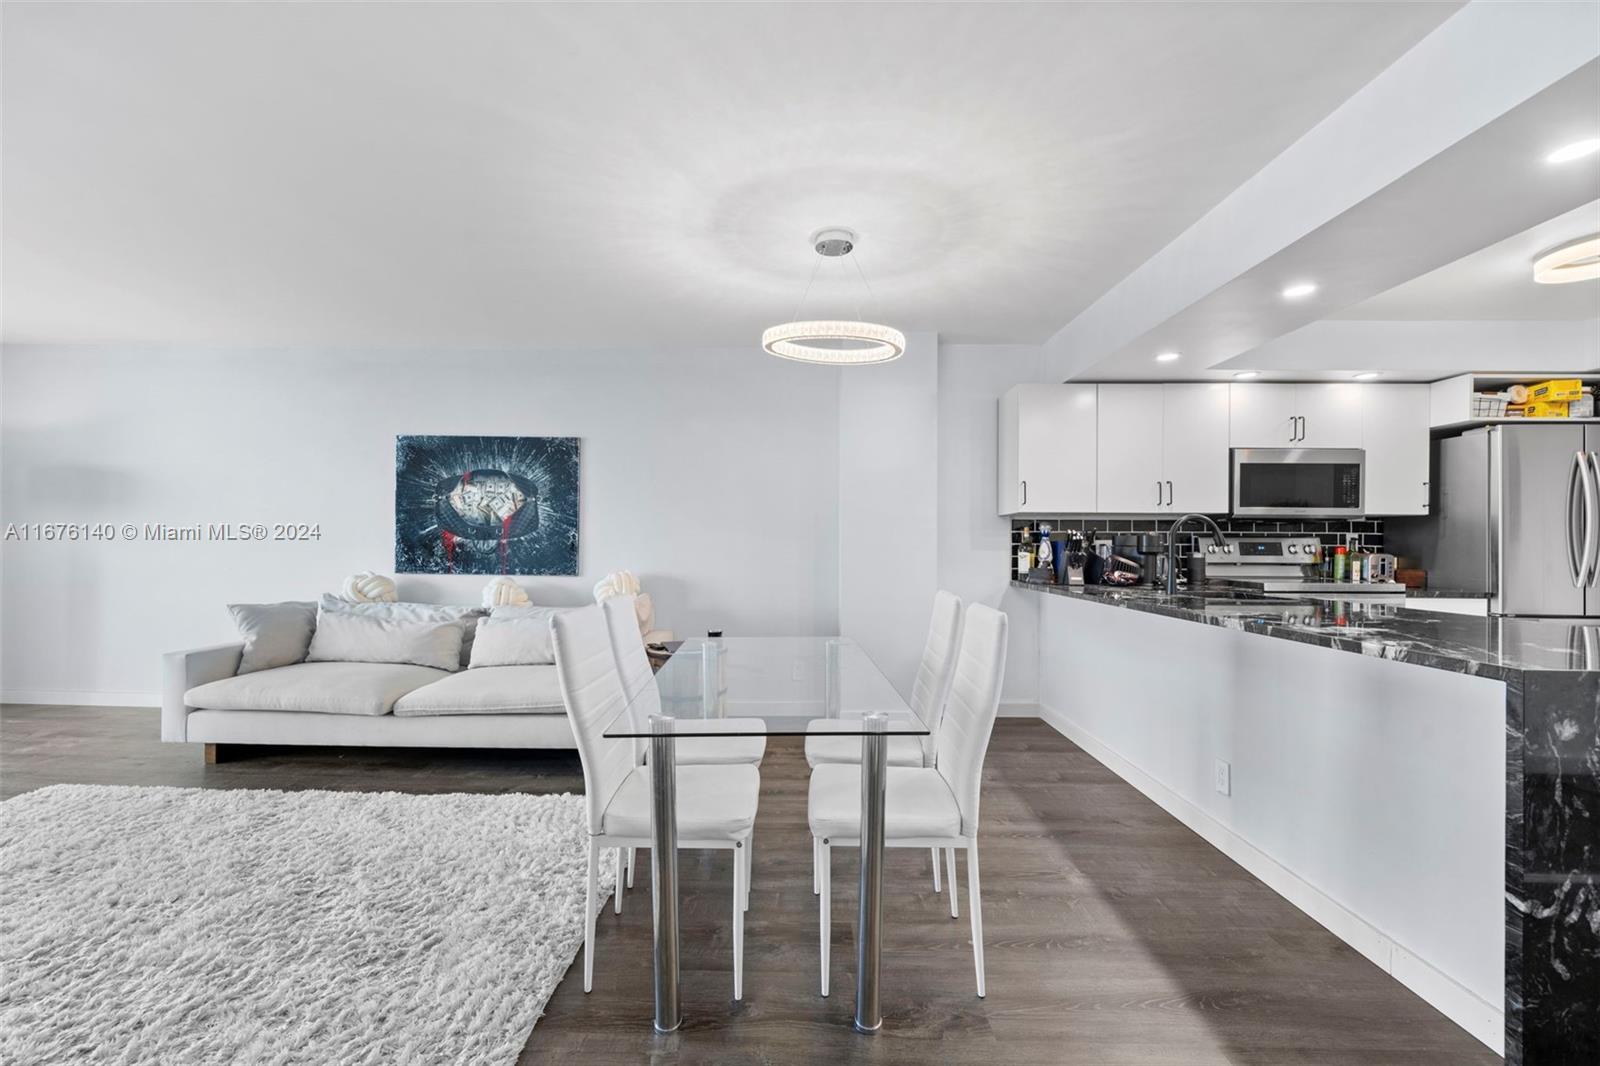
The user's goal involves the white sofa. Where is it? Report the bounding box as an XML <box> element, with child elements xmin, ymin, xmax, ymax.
<box><xmin>162</xmin><ymin>642</ymin><xmax>577</xmax><ymax>756</ymax></box>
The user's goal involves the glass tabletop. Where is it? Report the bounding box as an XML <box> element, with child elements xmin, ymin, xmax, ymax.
<box><xmin>602</xmin><ymin>636</ymin><xmax>927</xmax><ymax>738</ymax></box>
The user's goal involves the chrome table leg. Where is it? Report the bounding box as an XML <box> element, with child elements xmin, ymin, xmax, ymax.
<box><xmin>855</xmin><ymin>712</ymin><xmax>888</xmax><ymax>1033</ymax></box>
<box><xmin>649</xmin><ymin>714</ymin><xmax>681</xmax><ymax>1033</ymax></box>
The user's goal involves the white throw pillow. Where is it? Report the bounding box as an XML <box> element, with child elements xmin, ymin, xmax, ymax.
<box><xmin>469</xmin><ymin>608</ymin><xmax>570</xmax><ymax>667</ymax></box>
<box><xmin>317</xmin><ymin>594</ymin><xmax>485</xmax><ymax>668</ymax></box>
<box><xmin>306</xmin><ymin>610</ymin><xmax>464</xmax><ymax>672</ymax></box>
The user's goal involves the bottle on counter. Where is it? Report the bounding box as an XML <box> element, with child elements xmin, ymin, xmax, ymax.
<box><xmin>1332</xmin><ymin>545</ymin><xmax>1348</xmax><ymax>583</ymax></box>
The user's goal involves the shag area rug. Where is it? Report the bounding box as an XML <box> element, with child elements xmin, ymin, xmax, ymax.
<box><xmin>0</xmin><ymin>784</ymin><xmax>613</xmax><ymax>1065</ymax></box>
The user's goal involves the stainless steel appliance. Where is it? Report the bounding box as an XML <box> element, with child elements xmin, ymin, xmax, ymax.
<box><xmin>1389</xmin><ymin>425</ymin><xmax>1600</xmax><ymax>618</ymax></box>
<box><xmin>1231</xmin><ymin>448</ymin><xmax>1365</xmax><ymax>517</ymax></box>
<box><xmin>1204</xmin><ymin>536</ymin><xmax>1407</xmax><ymax>597</ymax></box>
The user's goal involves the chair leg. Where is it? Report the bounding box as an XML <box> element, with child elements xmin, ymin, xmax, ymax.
<box><xmin>812</xmin><ymin>836</ymin><xmax>820</xmax><ymax>895</ymax></box>
<box><xmin>967</xmin><ymin>839</ymin><xmax>986</xmax><ymax>998</ymax></box>
<box><xmin>946</xmin><ymin>847</ymin><xmax>960</xmax><ymax>918</ymax></box>
<box><xmin>583</xmin><ymin>838</ymin><xmax>598</xmax><ymax>993</ymax></box>
<box><xmin>733</xmin><ymin>841</ymin><xmax>746</xmax><ymax>1001</ymax></box>
<box><xmin>931</xmin><ymin>846</ymin><xmax>942</xmax><ymax>894</ymax></box>
<box><xmin>613</xmin><ymin>847</ymin><xmax>624</xmax><ymax>914</ymax></box>
<box><xmin>743</xmin><ymin>833</ymin><xmax>753</xmax><ymax>912</ymax></box>
<box><xmin>818</xmin><ymin>838</ymin><xmax>831</xmax><ymax>997</ymax></box>
<box><xmin>626</xmin><ymin>847</ymin><xmax>635</xmax><ymax>889</ymax></box>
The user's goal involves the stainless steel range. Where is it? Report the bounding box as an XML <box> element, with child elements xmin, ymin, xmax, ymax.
<box><xmin>1203</xmin><ymin>537</ymin><xmax>1406</xmax><ymax>597</ymax></box>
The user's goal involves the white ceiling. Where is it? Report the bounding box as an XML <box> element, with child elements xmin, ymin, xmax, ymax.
<box><xmin>1332</xmin><ymin>200</ymin><xmax>1600</xmax><ymax>321</ymax></box>
<box><xmin>0</xmin><ymin>2</ymin><xmax>1458</xmax><ymax>349</ymax></box>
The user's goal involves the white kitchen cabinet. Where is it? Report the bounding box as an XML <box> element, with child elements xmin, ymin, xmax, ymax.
<box><xmin>1230</xmin><ymin>383</ymin><xmax>1362</xmax><ymax>448</ymax></box>
<box><xmin>1163</xmin><ymin>383</ymin><xmax>1231</xmax><ymax>513</ymax></box>
<box><xmin>1361</xmin><ymin>384</ymin><xmax>1429</xmax><ymax>515</ymax></box>
<box><xmin>997</xmin><ymin>384</ymin><xmax>1097</xmax><ymax>514</ymax></box>
<box><xmin>1228</xmin><ymin>384</ymin><xmax>1299</xmax><ymax>447</ymax></box>
<box><xmin>1297</xmin><ymin>384</ymin><xmax>1365</xmax><ymax>448</ymax></box>
<box><xmin>1094</xmin><ymin>383</ymin><xmax>1230</xmax><ymax>513</ymax></box>
<box><xmin>1095</xmin><ymin>385</ymin><xmax>1165</xmax><ymax>512</ymax></box>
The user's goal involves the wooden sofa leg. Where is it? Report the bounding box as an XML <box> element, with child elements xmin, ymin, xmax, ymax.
<box><xmin>204</xmin><ymin>743</ymin><xmax>223</xmax><ymax>765</ymax></box>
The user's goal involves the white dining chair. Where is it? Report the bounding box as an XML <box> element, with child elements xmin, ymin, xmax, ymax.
<box><xmin>553</xmin><ymin>605</ymin><xmax>761</xmax><ymax>1000</ymax></box>
<box><xmin>808</xmin><ymin>602</ymin><xmax>1007</xmax><ymax>999</ymax></box>
<box><xmin>805</xmin><ymin>590</ymin><xmax>963</xmax><ymax>897</ymax></box>
<box><xmin>601</xmin><ymin>595</ymin><xmax>766</xmax><ymax>903</ymax></box>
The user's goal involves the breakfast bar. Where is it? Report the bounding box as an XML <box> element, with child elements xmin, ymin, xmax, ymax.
<box><xmin>1015</xmin><ymin>580</ymin><xmax>1599</xmax><ymax>1066</ymax></box>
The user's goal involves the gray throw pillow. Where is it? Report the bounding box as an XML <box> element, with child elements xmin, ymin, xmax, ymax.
<box><xmin>228</xmin><ymin>601</ymin><xmax>317</xmax><ymax>675</ymax></box>
<box><xmin>468</xmin><ymin>608</ymin><xmax>569</xmax><ymax>667</ymax></box>
<box><xmin>305</xmin><ymin>610</ymin><xmax>464</xmax><ymax>672</ymax></box>
<box><xmin>318</xmin><ymin>594</ymin><xmax>485</xmax><ymax>667</ymax></box>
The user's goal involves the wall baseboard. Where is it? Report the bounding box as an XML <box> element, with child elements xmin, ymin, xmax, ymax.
<box><xmin>998</xmin><ymin>700</ymin><xmax>1038</xmax><ymax>717</ymax></box>
<box><xmin>2</xmin><ymin>690</ymin><xmax>159</xmax><ymax>708</ymax></box>
<box><xmin>1038</xmin><ymin>701</ymin><xmax>1504</xmax><ymax>1057</ymax></box>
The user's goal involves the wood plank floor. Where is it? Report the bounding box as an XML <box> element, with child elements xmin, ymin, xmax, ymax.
<box><xmin>0</xmin><ymin>704</ymin><xmax>1498</xmax><ymax>1065</ymax></box>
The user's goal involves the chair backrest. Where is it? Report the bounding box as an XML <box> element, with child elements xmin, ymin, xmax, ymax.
<box><xmin>601</xmin><ymin>594</ymin><xmax>657</xmax><ymax>765</ymax></box>
<box><xmin>552</xmin><ymin>605</ymin><xmax>639</xmax><ymax>835</ymax></box>
<box><xmin>908</xmin><ymin>590</ymin><xmax>963</xmax><ymax>765</ymax></box>
<box><xmin>934</xmin><ymin>604</ymin><xmax>1008</xmax><ymax>836</ymax></box>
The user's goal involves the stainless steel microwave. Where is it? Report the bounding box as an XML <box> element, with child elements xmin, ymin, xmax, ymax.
<box><xmin>1231</xmin><ymin>448</ymin><xmax>1365</xmax><ymax>517</ymax></box>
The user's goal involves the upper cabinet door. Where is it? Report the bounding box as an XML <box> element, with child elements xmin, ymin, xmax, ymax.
<box><xmin>1164</xmin><ymin>383</ymin><xmax>1231</xmax><ymax>513</ymax></box>
<box><xmin>1229</xmin><ymin>384</ymin><xmax>1298</xmax><ymax>447</ymax></box>
<box><xmin>1296</xmin><ymin>384</ymin><xmax>1365</xmax><ymax>448</ymax></box>
<box><xmin>1095</xmin><ymin>385</ymin><xmax>1165</xmax><ymax>513</ymax></box>
<box><xmin>1361</xmin><ymin>384</ymin><xmax>1429</xmax><ymax>515</ymax></box>
<box><xmin>998</xmin><ymin>384</ymin><xmax>1097</xmax><ymax>514</ymax></box>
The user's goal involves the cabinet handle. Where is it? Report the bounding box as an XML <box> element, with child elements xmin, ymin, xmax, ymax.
<box><xmin>1021</xmin><ymin>480</ymin><xmax>1027</xmax><ymax>507</ymax></box>
<box><xmin>1165</xmin><ymin>480</ymin><xmax>1173</xmax><ymax>506</ymax></box>
<box><xmin>1156</xmin><ymin>480</ymin><xmax>1162</xmax><ymax>507</ymax></box>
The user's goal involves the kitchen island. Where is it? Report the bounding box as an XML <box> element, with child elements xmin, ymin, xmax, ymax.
<box><xmin>1015</xmin><ymin>579</ymin><xmax>1597</xmax><ymax>1066</ymax></box>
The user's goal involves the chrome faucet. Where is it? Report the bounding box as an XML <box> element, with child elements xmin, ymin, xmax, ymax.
<box><xmin>1165</xmin><ymin>513</ymin><xmax>1229</xmax><ymax>595</ymax></box>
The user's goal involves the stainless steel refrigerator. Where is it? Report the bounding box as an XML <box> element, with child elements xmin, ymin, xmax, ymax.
<box><xmin>1390</xmin><ymin>424</ymin><xmax>1600</xmax><ymax>618</ymax></box>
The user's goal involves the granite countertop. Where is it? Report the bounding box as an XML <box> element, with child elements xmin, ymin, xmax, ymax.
<box><xmin>1012</xmin><ymin>579</ymin><xmax>1600</xmax><ymax>680</ymax></box>
<box><xmin>1404</xmin><ymin>586</ymin><xmax>1493</xmax><ymax>600</ymax></box>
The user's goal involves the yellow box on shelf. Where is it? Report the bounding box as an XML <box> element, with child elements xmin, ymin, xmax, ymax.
<box><xmin>1519</xmin><ymin>399</ymin><xmax>1570</xmax><ymax>419</ymax></box>
<box><xmin>1527</xmin><ymin>379</ymin><xmax>1584</xmax><ymax>403</ymax></box>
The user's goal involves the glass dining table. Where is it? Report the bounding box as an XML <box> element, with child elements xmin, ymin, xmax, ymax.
<box><xmin>602</xmin><ymin>636</ymin><xmax>927</xmax><ymax>1035</ymax></box>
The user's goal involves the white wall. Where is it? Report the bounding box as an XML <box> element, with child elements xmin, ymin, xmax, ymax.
<box><xmin>837</xmin><ymin>333</ymin><xmax>940</xmax><ymax>698</ymax></box>
<box><xmin>0</xmin><ymin>345</ymin><xmax>842</xmax><ymax>702</ymax></box>
<box><xmin>1235</xmin><ymin>318</ymin><xmax>1600</xmax><ymax>376</ymax></box>
<box><xmin>1036</xmin><ymin>591</ymin><xmax>1506</xmax><ymax>1051</ymax></box>
<box><xmin>937</xmin><ymin>344</ymin><xmax>1042</xmax><ymax>709</ymax></box>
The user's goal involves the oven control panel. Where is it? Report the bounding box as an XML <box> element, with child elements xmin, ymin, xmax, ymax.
<box><xmin>1204</xmin><ymin>538</ymin><xmax>1320</xmax><ymax>566</ymax></box>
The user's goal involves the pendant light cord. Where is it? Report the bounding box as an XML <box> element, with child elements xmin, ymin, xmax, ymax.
<box><xmin>850</xmin><ymin>247</ymin><xmax>877</xmax><ymax>321</ymax></box>
<box><xmin>789</xmin><ymin>250</ymin><xmax>825</xmax><ymax>325</ymax></box>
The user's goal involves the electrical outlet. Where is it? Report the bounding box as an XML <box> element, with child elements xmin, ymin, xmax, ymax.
<box><xmin>1214</xmin><ymin>759</ymin><xmax>1231</xmax><ymax>796</ymax></box>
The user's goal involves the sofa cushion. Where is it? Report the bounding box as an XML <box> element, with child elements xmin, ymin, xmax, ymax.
<box><xmin>306</xmin><ymin>610</ymin><xmax>464</xmax><ymax>672</ymax></box>
<box><xmin>228</xmin><ymin>601</ymin><xmax>317</xmax><ymax>675</ymax></box>
<box><xmin>392</xmin><ymin>665</ymin><xmax>565</xmax><ymax>717</ymax></box>
<box><xmin>468</xmin><ymin>610</ymin><xmax>567</xmax><ymax>667</ymax></box>
<box><xmin>185</xmin><ymin>661</ymin><xmax>449</xmax><ymax>717</ymax></box>
<box><xmin>318</xmin><ymin>595</ymin><xmax>485</xmax><ymax>668</ymax></box>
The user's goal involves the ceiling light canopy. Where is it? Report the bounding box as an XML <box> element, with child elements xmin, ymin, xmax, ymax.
<box><xmin>1281</xmin><ymin>281</ymin><xmax>1318</xmax><ymax>300</ymax></box>
<box><xmin>1546</xmin><ymin>138</ymin><xmax>1600</xmax><ymax>164</ymax></box>
<box><xmin>764</xmin><ymin>228</ymin><xmax>904</xmax><ymax>365</ymax></box>
<box><xmin>1532</xmin><ymin>234</ymin><xmax>1600</xmax><ymax>285</ymax></box>
<box><xmin>1155</xmin><ymin>351</ymin><xmax>1182</xmax><ymax>363</ymax></box>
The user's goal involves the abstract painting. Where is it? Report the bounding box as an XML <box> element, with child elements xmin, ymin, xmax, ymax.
<box><xmin>395</xmin><ymin>435</ymin><xmax>579</xmax><ymax>576</ymax></box>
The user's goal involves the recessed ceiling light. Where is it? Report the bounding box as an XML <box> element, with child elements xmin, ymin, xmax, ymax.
<box><xmin>1281</xmin><ymin>282</ymin><xmax>1318</xmax><ymax>300</ymax></box>
<box><xmin>1532</xmin><ymin>234</ymin><xmax>1600</xmax><ymax>284</ymax></box>
<box><xmin>1353</xmin><ymin>372</ymin><xmax>1380</xmax><ymax>381</ymax></box>
<box><xmin>1233</xmin><ymin>371</ymin><xmax>1260</xmax><ymax>380</ymax></box>
<box><xmin>1155</xmin><ymin>351</ymin><xmax>1181</xmax><ymax>363</ymax></box>
<box><xmin>1546</xmin><ymin>138</ymin><xmax>1600</xmax><ymax>164</ymax></box>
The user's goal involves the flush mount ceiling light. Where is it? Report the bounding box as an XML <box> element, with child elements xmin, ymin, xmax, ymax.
<box><xmin>1281</xmin><ymin>281</ymin><xmax>1318</xmax><ymax>300</ymax></box>
<box><xmin>1532</xmin><ymin>234</ymin><xmax>1600</xmax><ymax>285</ymax></box>
<box><xmin>1233</xmin><ymin>371</ymin><xmax>1260</xmax><ymax>380</ymax></box>
<box><xmin>763</xmin><ymin>228</ymin><xmax>904</xmax><ymax>365</ymax></box>
<box><xmin>1546</xmin><ymin>138</ymin><xmax>1600</xmax><ymax>164</ymax></box>
<box><xmin>1353</xmin><ymin>372</ymin><xmax>1381</xmax><ymax>381</ymax></box>
<box><xmin>1155</xmin><ymin>351</ymin><xmax>1182</xmax><ymax>363</ymax></box>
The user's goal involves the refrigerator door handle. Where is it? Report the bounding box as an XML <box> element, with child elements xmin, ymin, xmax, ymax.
<box><xmin>1586</xmin><ymin>451</ymin><xmax>1600</xmax><ymax>589</ymax></box>
<box><xmin>1576</xmin><ymin>450</ymin><xmax>1598</xmax><ymax>589</ymax></box>
<box><xmin>1569</xmin><ymin>450</ymin><xmax>1586</xmax><ymax>587</ymax></box>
